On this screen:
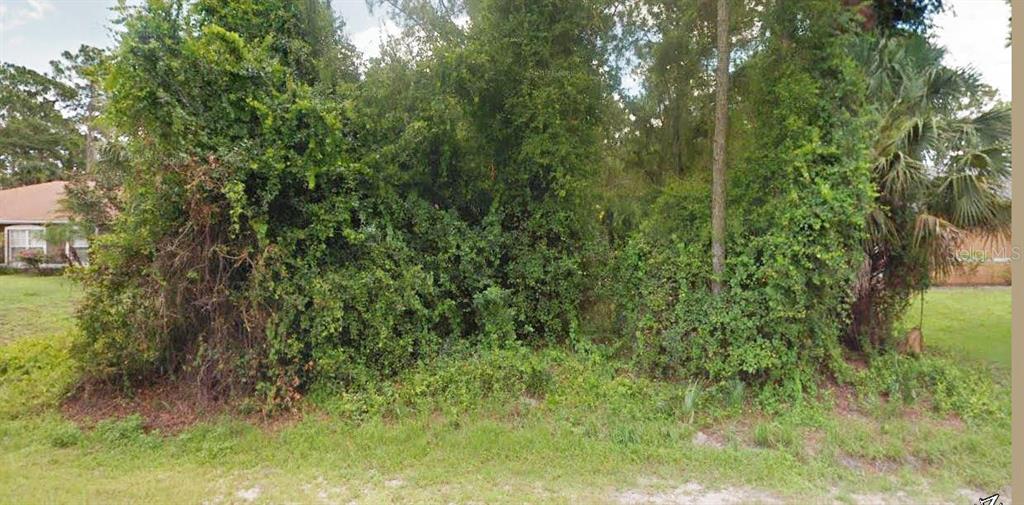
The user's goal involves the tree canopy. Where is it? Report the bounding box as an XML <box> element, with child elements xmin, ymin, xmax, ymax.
<box><xmin>0</xmin><ymin>63</ymin><xmax>83</xmax><ymax>188</ymax></box>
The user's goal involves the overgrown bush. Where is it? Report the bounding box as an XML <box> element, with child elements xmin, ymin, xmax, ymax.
<box><xmin>75</xmin><ymin>0</ymin><xmax>608</xmax><ymax>408</ymax></box>
<box><xmin>610</xmin><ymin>2</ymin><xmax>874</xmax><ymax>399</ymax></box>
<box><xmin>72</xmin><ymin>0</ymin><xmax>996</xmax><ymax>415</ymax></box>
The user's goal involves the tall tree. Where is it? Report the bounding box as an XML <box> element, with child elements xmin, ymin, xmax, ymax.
<box><xmin>49</xmin><ymin>45</ymin><xmax>125</xmax><ymax>234</ymax></box>
<box><xmin>710</xmin><ymin>0</ymin><xmax>730</xmax><ymax>295</ymax></box>
<box><xmin>50</xmin><ymin>46</ymin><xmax>106</xmax><ymax>173</ymax></box>
<box><xmin>0</xmin><ymin>64</ymin><xmax>83</xmax><ymax>188</ymax></box>
<box><xmin>0</xmin><ymin>46</ymin><xmax>112</xmax><ymax>192</ymax></box>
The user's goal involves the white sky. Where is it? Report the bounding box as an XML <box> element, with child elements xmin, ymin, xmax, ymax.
<box><xmin>0</xmin><ymin>0</ymin><xmax>1012</xmax><ymax>100</ymax></box>
<box><xmin>931</xmin><ymin>0</ymin><xmax>1012</xmax><ymax>100</ymax></box>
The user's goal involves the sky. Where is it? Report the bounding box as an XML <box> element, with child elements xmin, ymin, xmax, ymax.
<box><xmin>0</xmin><ymin>0</ymin><xmax>1013</xmax><ymax>100</ymax></box>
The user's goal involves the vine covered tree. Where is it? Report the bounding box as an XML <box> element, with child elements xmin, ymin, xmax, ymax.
<box><xmin>76</xmin><ymin>0</ymin><xmax>615</xmax><ymax>407</ymax></box>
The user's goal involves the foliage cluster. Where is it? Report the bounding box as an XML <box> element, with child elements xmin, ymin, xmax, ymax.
<box><xmin>606</xmin><ymin>1</ymin><xmax>873</xmax><ymax>397</ymax></box>
<box><xmin>66</xmin><ymin>0</ymin><xmax>1010</xmax><ymax>410</ymax></box>
<box><xmin>847</xmin><ymin>33</ymin><xmax>1011</xmax><ymax>347</ymax></box>
<box><xmin>0</xmin><ymin>64</ymin><xmax>83</xmax><ymax>188</ymax></box>
<box><xmin>74</xmin><ymin>0</ymin><xmax>608</xmax><ymax>407</ymax></box>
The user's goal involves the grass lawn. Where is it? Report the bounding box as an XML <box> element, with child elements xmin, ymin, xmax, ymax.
<box><xmin>0</xmin><ymin>278</ymin><xmax>1011</xmax><ymax>504</ymax></box>
<box><xmin>0</xmin><ymin>274</ymin><xmax>80</xmax><ymax>344</ymax></box>
<box><xmin>904</xmin><ymin>286</ymin><xmax>1011</xmax><ymax>368</ymax></box>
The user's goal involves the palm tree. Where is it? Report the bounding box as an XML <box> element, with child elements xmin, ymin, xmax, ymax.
<box><xmin>848</xmin><ymin>34</ymin><xmax>1011</xmax><ymax>348</ymax></box>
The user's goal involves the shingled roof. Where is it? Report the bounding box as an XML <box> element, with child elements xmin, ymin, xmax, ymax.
<box><xmin>0</xmin><ymin>181</ymin><xmax>71</xmax><ymax>224</ymax></box>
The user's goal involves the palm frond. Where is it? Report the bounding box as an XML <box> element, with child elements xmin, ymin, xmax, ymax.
<box><xmin>912</xmin><ymin>213</ymin><xmax>964</xmax><ymax>277</ymax></box>
<box><xmin>865</xmin><ymin>206</ymin><xmax>899</xmax><ymax>248</ymax></box>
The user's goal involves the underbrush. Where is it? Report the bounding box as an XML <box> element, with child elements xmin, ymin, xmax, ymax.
<box><xmin>305</xmin><ymin>342</ymin><xmax>764</xmax><ymax>433</ymax></box>
<box><xmin>0</xmin><ymin>332</ymin><xmax>77</xmax><ymax>418</ymax></box>
<box><xmin>0</xmin><ymin>334</ymin><xmax>1011</xmax><ymax>497</ymax></box>
<box><xmin>852</xmin><ymin>352</ymin><xmax>1009</xmax><ymax>426</ymax></box>
<box><xmin>3</xmin><ymin>326</ymin><xmax>1009</xmax><ymax>430</ymax></box>
<box><xmin>307</xmin><ymin>340</ymin><xmax>1009</xmax><ymax>429</ymax></box>
<box><xmin>3</xmin><ymin>331</ymin><xmax>1009</xmax><ymax>436</ymax></box>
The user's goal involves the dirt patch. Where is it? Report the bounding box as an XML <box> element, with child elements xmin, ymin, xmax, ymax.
<box><xmin>835</xmin><ymin>451</ymin><xmax>904</xmax><ymax>475</ymax></box>
<box><xmin>234</xmin><ymin>486</ymin><xmax>262</xmax><ymax>502</ymax></box>
<box><xmin>844</xmin><ymin>491</ymin><xmax>910</xmax><ymax>505</ymax></box>
<box><xmin>846</xmin><ymin>357</ymin><xmax>870</xmax><ymax>371</ymax></box>
<box><xmin>959</xmin><ymin>489</ymin><xmax>1012</xmax><ymax>505</ymax></box>
<box><xmin>803</xmin><ymin>428</ymin><xmax>825</xmax><ymax>459</ymax></box>
<box><xmin>61</xmin><ymin>380</ymin><xmax>299</xmax><ymax>434</ymax></box>
<box><xmin>831</xmin><ymin>382</ymin><xmax>860</xmax><ymax>416</ymax></box>
<box><xmin>837</xmin><ymin>452</ymin><xmax>872</xmax><ymax>473</ymax></box>
<box><xmin>839</xmin><ymin>489</ymin><xmax>1008</xmax><ymax>505</ymax></box>
<box><xmin>616</xmin><ymin>482</ymin><xmax>781</xmax><ymax>505</ymax></box>
<box><xmin>62</xmin><ymin>380</ymin><xmax>218</xmax><ymax>432</ymax></box>
<box><xmin>691</xmin><ymin>430</ymin><xmax>725</xmax><ymax>449</ymax></box>
<box><xmin>617</xmin><ymin>481</ymin><xmax>1000</xmax><ymax>505</ymax></box>
<box><xmin>937</xmin><ymin>413</ymin><xmax>967</xmax><ymax>431</ymax></box>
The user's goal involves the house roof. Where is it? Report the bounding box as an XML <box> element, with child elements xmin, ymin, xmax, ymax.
<box><xmin>0</xmin><ymin>181</ymin><xmax>71</xmax><ymax>224</ymax></box>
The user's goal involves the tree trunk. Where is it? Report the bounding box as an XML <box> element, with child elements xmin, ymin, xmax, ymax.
<box><xmin>710</xmin><ymin>0</ymin><xmax>730</xmax><ymax>295</ymax></box>
<box><xmin>84</xmin><ymin>92</ymin><xmax>97</xmax><ymax>173</ymax></box>
<box><xmin>846</xmin><ymin>252</ymin><xmax>890</xmax><ymax>349</ymax></box>
<box><xmin>846</xmin><ymin>256</ymin><xmax>874</xmax><ymax>348</ymax></box>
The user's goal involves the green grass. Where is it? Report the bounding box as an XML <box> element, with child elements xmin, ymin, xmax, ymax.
<box><xmin>0</xmin><ymin>366</ymin><xmax>1007</xmax><ymax>504</ymax></box>
<box><xmin>904</xmin><ymin>286</ymin><xmax>1010</xmax><ymax>368</ymax></box>
<box><xmin>0</xmin><ymin>274</ymin><xmax>80</xmax><ymax>344</ymax></box>
<box><xmin>0</xmin><ymin>280</ymin><xmax>1011</xmax><ymax>503</ymax></box>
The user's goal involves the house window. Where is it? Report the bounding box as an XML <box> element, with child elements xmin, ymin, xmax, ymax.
<box><xmin>5</xmin><ymin>225</ymin><xmax>47</xmax><ymax>264</ymax></box>
<box><xmin>70</xmin><ymin>236</ymin><xmax>89</xmax><ymax>265</ymax></box>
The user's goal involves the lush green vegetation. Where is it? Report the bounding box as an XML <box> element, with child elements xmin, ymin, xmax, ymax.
<box><xmin>0</xmin><ymin>350</ymin><xmax>1011</xmax><ymax>503</ymax></box>
<box><xmin>0</xmin><ymin>0</ymin><xmax>1012</xmax><ymax>501</ymax></box>
<box><xmin>0</xmin><ymin>372</ymin><xmax>1008</xmax><ymax>503</ymax></box>
<box><xmin>56</xmin><ymin>0</ymin><xmax>1005</xmax><ymax>412</ymax></box>
<box><xmin>0</xmin><ymin>64</ymin><xmax>85</xmax><ymax>188</ymax></box>
<box><xmin>0</xmin><ymin>278</ymin><xmax>1011</xmax><ymax>502</ymax></box>
<box><xmin>848</xmin><ymin>35</ymin><xmax>1011</xmax><ymax>349</ymax></box>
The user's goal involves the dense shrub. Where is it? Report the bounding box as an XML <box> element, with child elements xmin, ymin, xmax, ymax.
<box><xmin>72</xmin><ymin>0</ymin><xmax>988</xmax><ymax>413</ymax></box>
<box><xmin>611</xmin><ymin>1</ymin><xmax>874</xmax><ymax>398</ymax></box>
<box><xmin>75</xmin><ymin>0</ymin><xmax>609</xmax><ymax>408</ymax></box>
